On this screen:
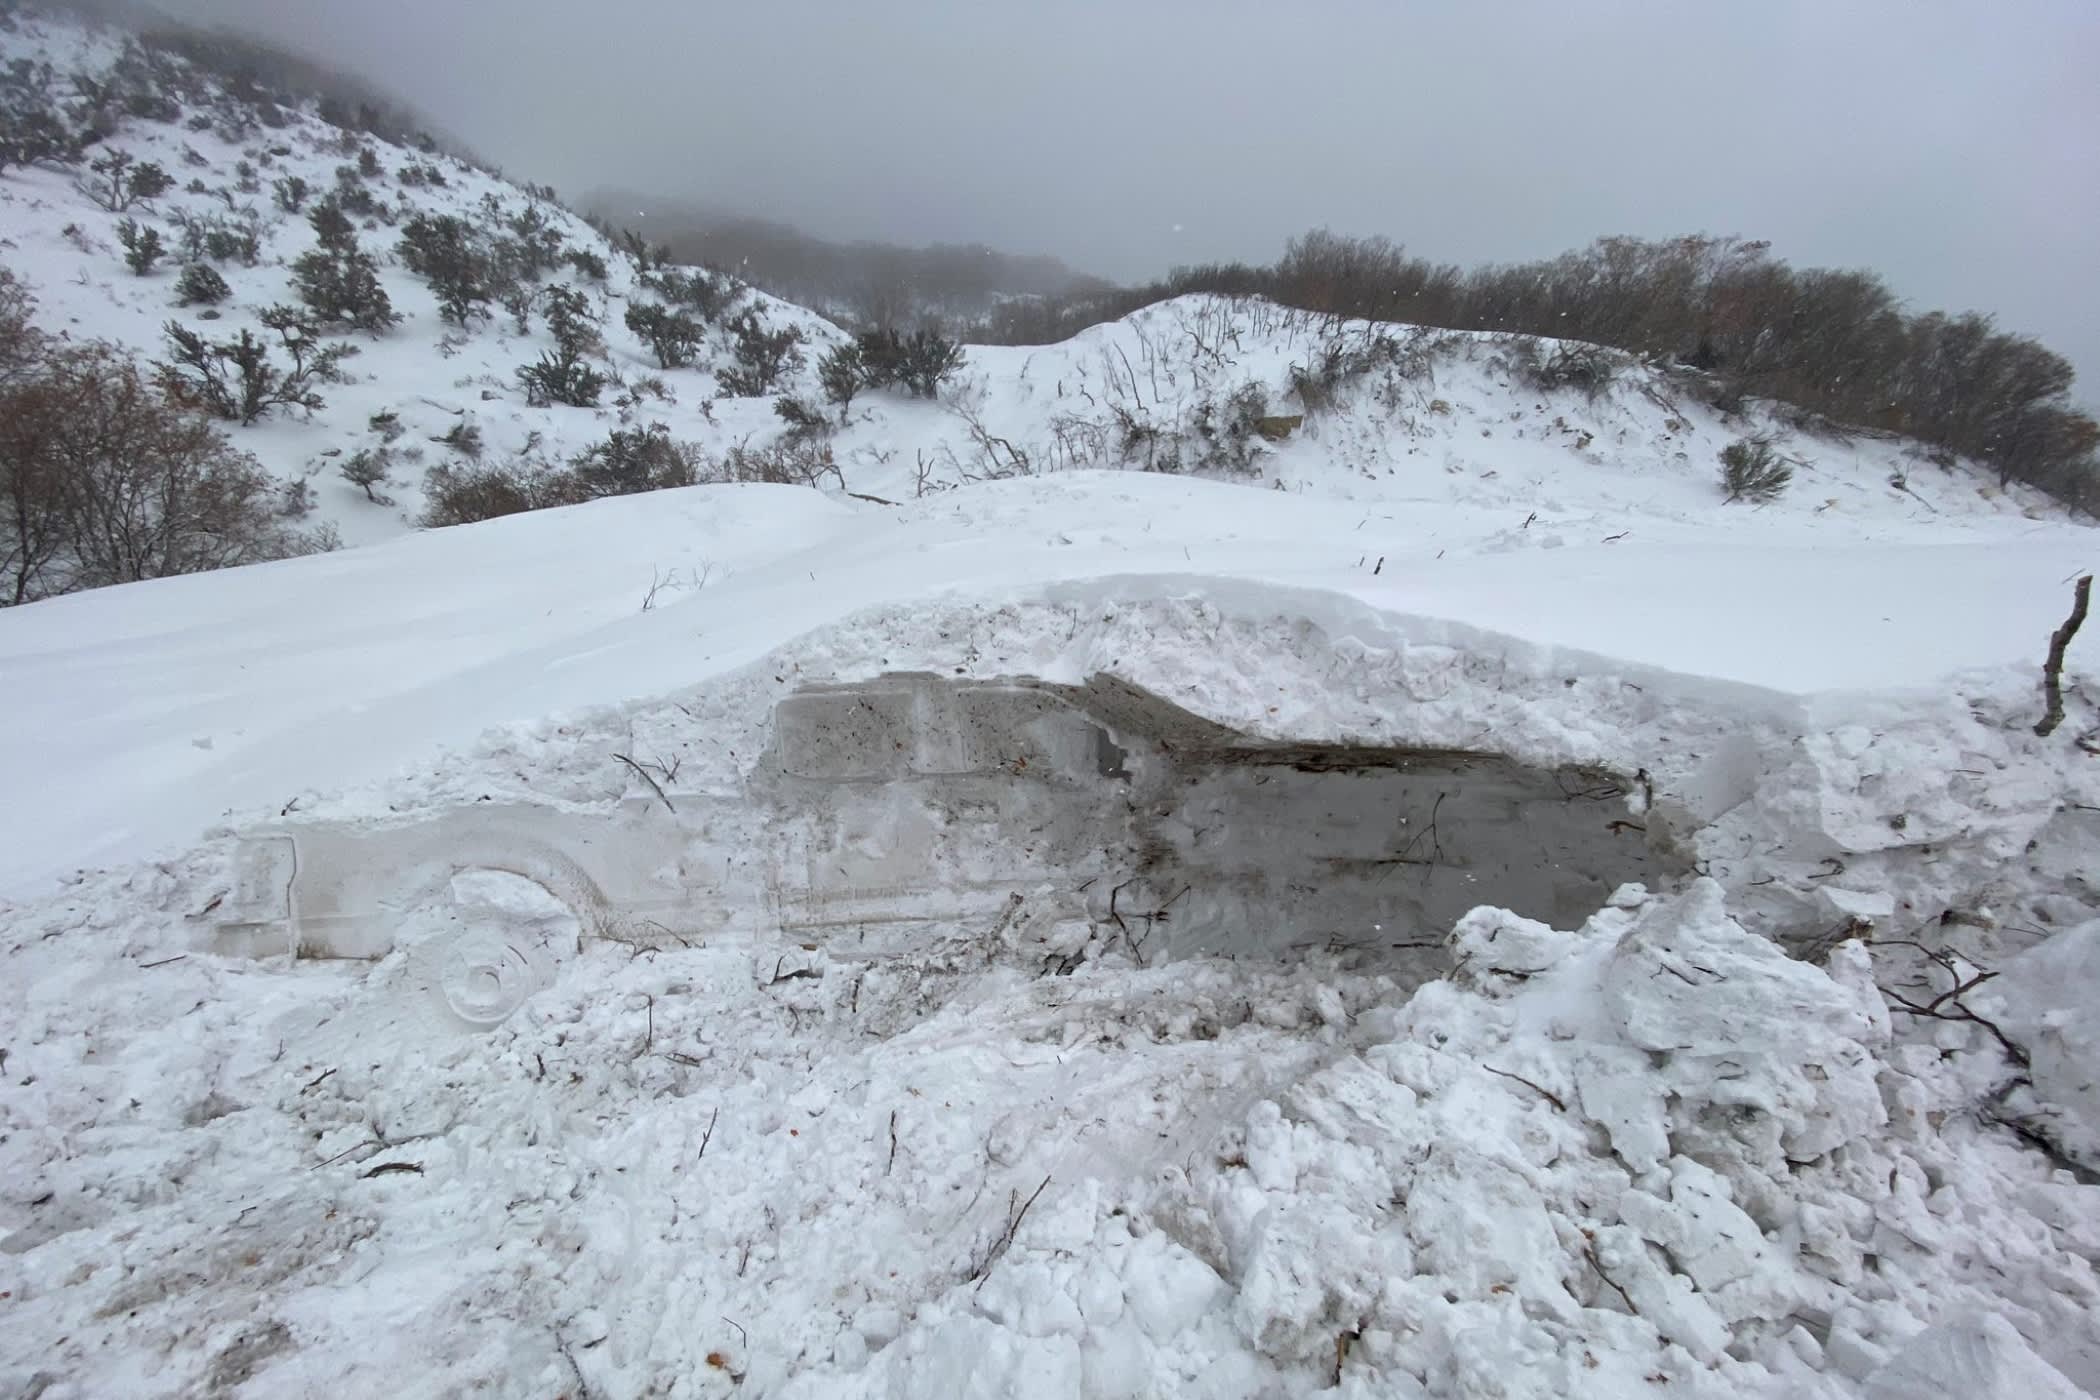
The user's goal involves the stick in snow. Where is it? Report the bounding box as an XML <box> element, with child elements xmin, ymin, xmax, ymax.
<box><xmin>612</xmin><ymin>752</ymin><xmax>676</xmax><ymax>813</ymax></box>
<box><xmin>972</xmin><ymin>1175</ymin><xmax>1052</xmax><ymax>1291</ymax></box>
<box><xmin>2034</xmin><ymin>574</ymin><xmax>2091</xmax><ymax>737</ymax></box>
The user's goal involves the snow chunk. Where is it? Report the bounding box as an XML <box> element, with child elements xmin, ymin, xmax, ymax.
<box><xmin>1602</xmin><ymin>879</ymin><xmax>1879</xmax><ymax>1055</ymax></box>
<box><xmin>1863</xmin><ymin>1313</ymin><xmax>2086</xmax><ymax>1400</ymax></box>
<box><xmin>1990</xmin><ymin>919</ymin><xmax>2100</xmax><ymax>1142</ymax></box>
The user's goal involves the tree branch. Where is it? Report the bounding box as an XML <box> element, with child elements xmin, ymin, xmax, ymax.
<box><xmin>2035</xmin><ymin>574</ymin><xmax>2091</xmax><ymax>737</ymax></box>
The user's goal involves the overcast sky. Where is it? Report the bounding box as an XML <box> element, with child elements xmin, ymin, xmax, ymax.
<box><xmin>155</xmin><ymin>0</ymin><xmax>2100</xmax><ymax>391</ymax></box>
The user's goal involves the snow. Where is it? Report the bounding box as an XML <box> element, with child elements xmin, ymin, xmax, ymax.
<box><xmin>3</xmin><ymin>8</ymin><xmax>2100</xmax><ymax>1398</ymax></box>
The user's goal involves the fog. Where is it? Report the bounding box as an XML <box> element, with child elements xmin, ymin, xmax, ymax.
<box><xmin>153</xmin><ymin>0</ymin><xmax>2100</xmax><ymax>390</ymax></box>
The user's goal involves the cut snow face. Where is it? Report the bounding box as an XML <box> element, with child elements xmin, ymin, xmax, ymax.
<box><xmin>214</xmin><ymin>673</ymin><xmax>1675</xmax><ymax>1015</ymax></box>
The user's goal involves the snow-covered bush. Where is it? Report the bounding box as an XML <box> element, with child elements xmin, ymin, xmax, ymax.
<box><xmin>773</xmin><ymin>393</ymin><xmax>831</xmax><ymax>441</ymax></box>
<box><xmin>117</xmin><ymin>217</ymin><xmax>163</xmax><ymax>275</ymax></box>
<box><xmin>495</xmin><ymin>202</ymin><xmax>566</xmax><ymax>283</ymax></box>
<box><xmin>173</xmin><ymin>261</ymin><xmax>229</xmax><ymax>306</ymax></box>
<box><xmin>168</xmin><ymin>208</ymin><xmax>263</xmax><ymax>267</ymax></box>
<box><xmin>276</xmin><ymin>475</ymin><xmax>315</xmax><ymax>518</ymax></box>
<box><xmin>77</xmin><ymin>148</ymin><xmax>173</xmax><ymax>212</ymax></box>
<box><xmin>421</xmin><ymin>424</ymin><xmax>696</xmax><ymax>525</ymax></box>
<box><xmin>641</xmin><ymin>265</ymin><xmax>744</xmax><ymax>324</ymax></box>
<box><xmin>435</xmin><ymin>420</ymin><xmax>482</xmax><ymax>459</ymax></box>
<box><xmin>1721</xmin><ymin>437</ymin><xmax>1792</xmax><ymax>503</ymax></box>
<box><xmin>1503</xmin><ymin>335</ymin><xmax>1620</xmax><ymax>399</ymax></box>
<box><xmin>0</xmin><ymin>56</ymin><xmax>85</xmax><ymax>173</ymax></box>
<box><xmin>717</xmin><ymin>312</ymin><xmax>802</xmax><ymax>397</ymax></box>
<box><xmin>395</xmin><ymin>160</ymin><xmax>447</xmax><ymax>189</ymax></box>
<box><xmin>568</xmin><ymin>423</ymin><xmax>703</xmax><ymax>498</ymax></box>
<box><xmin>1188</xmin><ymin>382</ymin><xmax>1270</xmax><ymax>474</ymax></box>
<box><xmin>851</xmin><ymin>324</ymin><xmax>966</xmax><ymax>399</ymax></box>
<box><xmin>516</xmin><ymin>286</ymin><xmax>606</xmax><ymax>408</ymax></box>
<box><xmin>156</xmin><ymin>308</ymin><xmax>357</xmax><ymax>425</ymax></box>
<box><xmin>399</xmin><ymin>213</ymin><xmax>496</xmax><ymax>326</ymax></box>
<box><xmin>624</xmin><ymin>300</ymin><xmax>703</xmax><ymax>370</ymax></box>
<box><xmin>1287</xmin><ymin>327</ymin><xmax>1410</xmax><ymax>416</ymax></box>
<box><xmin>292</xmin><ymin>198</ymin><xmax>397</xmax><ymax>333</ymax></box>
<box><xmin>817</xmin><ymin>341</ymin><xmax>863</xmax><ymax>420</ymax></box>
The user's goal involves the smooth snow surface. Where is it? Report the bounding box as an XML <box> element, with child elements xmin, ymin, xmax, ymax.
<box><xmin>4</xmin><ymin>9</ymin><xmax>2100</xmax><ymax>1399</ymax></box>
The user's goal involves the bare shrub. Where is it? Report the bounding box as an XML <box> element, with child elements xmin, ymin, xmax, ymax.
<box><xmin>719</xmin><ymin>437</ymin><xmax>841</xmax><ymax>488</ymax></box>
<box><xmin>0</xmin><ymin>269</ymin><xmax>45</xmax><ymax>388</ymax></box>
<box><xmin>340</xmin><ymin>446</ymin><xmax>392</xmax><ymax>502</ymax></box>
<box><xmin>1719</xmin><ymin>437</ymin><xmax>1792</xmax><ymax>503</ymax></box>
<box><xmin>1</xmin><ymin>344</ymin><xmax>293</xmax><ymax>600</ymax></box>
<box><xmin>421</xmin><ymin>458</ymin><xmax>579</xmax><ymax>527</ymax></box>
<box><xmin>421</xmin><ymin>426</ymin><xmax>703</xmax><ymax>525</ymax></box>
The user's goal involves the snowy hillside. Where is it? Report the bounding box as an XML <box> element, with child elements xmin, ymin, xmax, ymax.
<box><xmin>0</xmin><ymin>7</ymin><xmax>841</xmax><ymax>551</ymax></box>
<box><xmin>3</xmin><ymin>7</ymin><xmax>2100</xmax><ymax>1400</ymax></box>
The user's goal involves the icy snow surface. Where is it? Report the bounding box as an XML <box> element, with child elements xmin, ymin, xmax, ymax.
<box><xmin>3</xmin><ymin>9</ymin><xmax>2100</xmax><ymax>1397</ymax></box>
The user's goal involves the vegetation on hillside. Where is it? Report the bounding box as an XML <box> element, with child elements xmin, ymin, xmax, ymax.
<box><xmin>970</xmin><ymin>231</ymin><xmax>2098</xmax><ymax>509</ymax></box>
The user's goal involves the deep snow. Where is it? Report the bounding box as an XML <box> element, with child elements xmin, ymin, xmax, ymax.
<box><xmin>3</xmin><ymin>8</ymin><xmax>2100</xmax><ymax>1399</ymax></box>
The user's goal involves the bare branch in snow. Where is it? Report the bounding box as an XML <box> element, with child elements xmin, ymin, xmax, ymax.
<box><xmin>2034</xmin><ymin>574</ymin><xmax>2091</xmax><ymax>737</ymax></box>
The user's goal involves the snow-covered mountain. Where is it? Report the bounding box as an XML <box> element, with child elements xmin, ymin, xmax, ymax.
<box><xmin>2</xmin><ymin>7</ymin><xmax>2098</xmax><ymax>1400</ymax></box>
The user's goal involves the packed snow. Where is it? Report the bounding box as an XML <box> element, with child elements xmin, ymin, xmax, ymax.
<box><xmin>3</xmin><ymin>8</ymin><xmax>2099</xmax><ymax>1399</ymax></box>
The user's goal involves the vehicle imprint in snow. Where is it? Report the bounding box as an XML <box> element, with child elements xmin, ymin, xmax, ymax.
<box><xmin>212</xmin><ymin>673</ymin><xmax>1678</xmax><ymax>1025</ymax></box>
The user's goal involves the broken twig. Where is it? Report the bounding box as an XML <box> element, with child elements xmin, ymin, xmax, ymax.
<box><xmin>973</xmin><ymin>1174</ymin><xmax>1053</xmax><ymax>1291</ymax></box>
<box><xmin>1481</xmin><ymin>1064</ymin><xmax>1567</xmax><ymax>1111</ymax></box>
<box><xmin>612</xmin><ymin>752</ymin><xmax>676</xmax><ymax>813</ymax></box>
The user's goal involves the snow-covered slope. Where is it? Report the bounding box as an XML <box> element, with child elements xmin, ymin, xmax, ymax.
<box><xmin>3</xmin><ymin>8</ymin><xmax>2099</xmax><ymax>1400</ymax></box>
<box><xmin>0</xmin><ymin>8</ymin><xmax>840</xmax><ymax>549</ymax></box>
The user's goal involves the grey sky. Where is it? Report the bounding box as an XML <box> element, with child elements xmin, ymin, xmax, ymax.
<box><xmin>157</xmin><ymin>0</ymin><xmax>2100</xmax><ymax>391</ymax></box>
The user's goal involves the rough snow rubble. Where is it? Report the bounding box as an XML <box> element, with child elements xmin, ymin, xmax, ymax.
<box><xmin>5</xmin><ymin>831</ymin><xmax>2098</xmax><ymax>1398</ymax></box>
